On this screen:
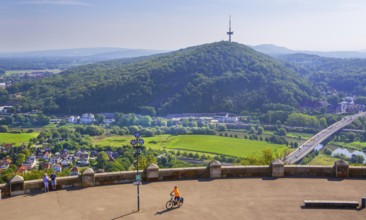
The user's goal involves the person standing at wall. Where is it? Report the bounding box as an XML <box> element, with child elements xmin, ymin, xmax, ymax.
<box><xmin>50</xmin><ymin>172</ymin><xmax>57</xmax><ymax>190</ymax></box>
<box><xmin>43</xmin><ymin>173</ymin><xmax>49</xmax><ymax>192</ymax></box>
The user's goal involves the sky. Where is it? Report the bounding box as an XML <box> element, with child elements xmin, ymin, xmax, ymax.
<box><xmin>1</xmin><ymin>0</ymin><xmax>366</xmax><ymax>52</ymax></box>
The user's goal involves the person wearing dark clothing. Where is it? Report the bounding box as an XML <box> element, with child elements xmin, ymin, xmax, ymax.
<box><xmin>50</xmin><ymin>172</ymin><xmax>57</xmax><ymax>190</ymax></box>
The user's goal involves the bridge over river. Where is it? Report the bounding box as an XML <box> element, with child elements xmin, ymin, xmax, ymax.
<box><xmin>284</xmin><ymin>112</ymin><xmax>366</xmax><ymax>164</ymax></box>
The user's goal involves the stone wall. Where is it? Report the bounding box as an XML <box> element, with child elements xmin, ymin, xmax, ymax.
<box><xmin>284</xmin><ymin>165</ymin><xmax>334</xmax><ymax>177</ymax></box>
<box><xmin>95</xmin><ymin>171</ymin><xmax>137</xmax><ymax>185</ymax></box>
<box><xmin>2</xmin><ymin>160</ymin><xmax>366</xmax><ymax>198</ymax></box>
<box><xmin>159</xmin><ymin>167</ymin><xmax>209</xmax><ymax>180</ymax></box>
<box><xmin>222</xmin><ymin>166</ymin><xmax>271</xmax><ymax>177</ymax></box>
<box><xmin>349</xmin><ymin>166</ymin><xmax>366</xmax><ymax>178</ymax></box>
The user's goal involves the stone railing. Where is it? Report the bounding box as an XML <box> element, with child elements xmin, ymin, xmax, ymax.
<box><xmin>1</xmin><ymin>159</ymin><xmax>365</xmax><ymax>198</ymax></box>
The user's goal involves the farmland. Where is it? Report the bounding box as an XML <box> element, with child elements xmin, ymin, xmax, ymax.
<box><xmin>0</xmin><ymin>132</ymin><xmax>39</xmax><ymax>145</ymax></box>
<box><xmin>93</xmin><ymin>134</ymin><xmax>288</xmax><ymax>158</ymax></box>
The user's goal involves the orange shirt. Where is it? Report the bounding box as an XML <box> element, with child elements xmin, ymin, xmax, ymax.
<box><xmin>171</xmin><ymin>188</ymin><xmax>181</xmax><ymax>197</ymax></box>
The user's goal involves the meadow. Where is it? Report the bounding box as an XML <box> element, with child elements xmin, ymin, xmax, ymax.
<box><xmin>307</xmin><ymin>153</ymin><xmax>339</xmax><ymax>165</ymax></box>
<box><xmin>330</xmin><ymin>141</ymin><xmax>366</xmax><ymax>151</ymax></box>
<box><xmin>0</xmin><ymin>132</ymin><xmax>39</xmax><ymax>145</ymax></box>
<box><xmin>93</xmin><ymin>134</ymin><xmax>288</xmax><ymax>158</ymax></box>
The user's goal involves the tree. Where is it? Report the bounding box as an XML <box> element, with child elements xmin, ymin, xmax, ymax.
<box><xmin>0</xmin><ymin>125</ymin><xmax>8</xmax><ymax>132</ymax></box>
<box><xmin>96</xmin><ymin>151</ymin><xmax>109</xmax><ymax>169</ymax></box>
<box><xmin>15</xmin><ymin>153</ymin><xmax>26</xmax><ymax>166</ymax></box>
<box><xmin>35</xmin><ymin>113</ymin><xmax>50</xmax><ymax>126</ymax></box>
<box><xmin>105</xmin><ymin>161</ymin><xmax>125</xmax><ymax>172</ymax></box>
<box><xmin>217</xmin><ymin>124</ymin><xmax>227</xmax><ymax>132</ymax></box>
<box><xmin>94</xmin><ymin>114</ymin><xmax>105</xmax><ymax>124</ymax></box>
<box><xmin>350</xmin><ymin>154</ymin><xmax>365</xmax><ymax>164</ymax></box>
<box><xmin>347</xmin><ymin>132</ymin><xmax>357</xmax><ymax>143</ymax></box>
<box><xmin>257</xmin><ymin>126</ymin><xmax>264</xmax><ymax>135</ymax></box>
<box><xmin>319</xmin><ymin>117</ymin><xmax>327</xmax><ymax>128</ymax></box>
<box><xmin>0</xmin><ymin>116</ymin><xmax>13</xmax><ymax>125</ymax></box>
<box><xmin>139</xmin><ymin>116</ymin><xmax>152</xmax><ymax>127</ymax></box>
<box><xmin>276</xmin><ymin>127</ymin><xmax>287</xmax><ymax>136</ymax></box>
<box><xmin>146</xmin><ymin>151</ymin><xmax>157</xmax><ymax>165</ymax></box>
<box><xmin>139</xmin><ymin>106</ymin><xmax>156</xmax><ymax>116</ymax></box>
<box><xmin>327</xmin><ymin>95</ymin><xmax>340</xmax><ymax>106</ymax></box>
<box><xmin>84</xmin><ymin>125</ymin><xmax>104</xmax><ymax>136</ymax></box>
<box><xmin>21</xmin><ymin>149</ymin><xmax>31</xmax><ymax>157</ymax></box>
<box><xmin>260</xmin><ymin>148</ymin><xmax>273</xmax><ymax>165</ymax></box>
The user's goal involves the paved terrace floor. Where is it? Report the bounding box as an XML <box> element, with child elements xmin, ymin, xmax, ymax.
<box><xmin>1</xmin><ymin>178</ymin><xmax>366</xmax><ymax>220</ymax></box>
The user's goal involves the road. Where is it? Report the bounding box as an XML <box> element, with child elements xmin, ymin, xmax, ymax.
<box><xmin>284</xmin><ymin>112</ymin><xmax>366</xmax><ymax>164</ymax></box>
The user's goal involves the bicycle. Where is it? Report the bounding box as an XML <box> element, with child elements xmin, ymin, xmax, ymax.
<box><xmin>166</xmin><ymin>194</ymin><xmax>184</xmax><ymax>209</ymax></box>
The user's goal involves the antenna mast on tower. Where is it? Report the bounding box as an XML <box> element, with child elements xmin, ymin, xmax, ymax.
<box><xmin>227</xmin><ymin>15</ymin><xmax>234</xmax><ymax>42</ymax></box>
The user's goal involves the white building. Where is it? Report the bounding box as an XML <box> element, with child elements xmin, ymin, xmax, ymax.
<box><xmin>80</xmin><ymin>113</ymin><xmax>95</xmax><ymax>124</ymax></box>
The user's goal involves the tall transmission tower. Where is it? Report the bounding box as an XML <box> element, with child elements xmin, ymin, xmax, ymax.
<box><xmin>227</xmin><ymin>16</ymin><xmax>234</xmax><ymax>42</ymax></box>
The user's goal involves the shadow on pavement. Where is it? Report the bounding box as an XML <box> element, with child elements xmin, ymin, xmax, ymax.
<box><xmin>155</xmin><ymin>208</ymin><xmax>177</xmax><ymax>215</ymax></box>
<box><xmin>262</xmin><ymin>177</ymin><xmax>278</xmax><ymax>181</ymax></box>
<box><xmin>300</xmin><ymin>205</ymin><xmax>362</xmax><ymax>211</ymax></box>
<box><xmin>111</xmin><ymin>210</ymin><xmax>139</xmax><ymax>219</ymax></box>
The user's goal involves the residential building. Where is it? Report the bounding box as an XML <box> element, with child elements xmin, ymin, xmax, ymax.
<box><xmin>22</xmin><ymin>156</ymin><xmax>37</xmax><ymax>170</ymax></box>
<box><xmin>77</xmin><ymin>151</ymin><xmax>90</xmax><ymax>166</ymax></box>
<box><xmin>67</xmin><ymin>116</ymin><xmax>79</xmax><ymax>124</ymax></box>
<box><xmin>80</xmin><ymin>113</ymin><xmax>95</xmax><ymax>124</ymax></box>
<box><xmin>60</xmin><ymin>159</ymin><xmax>71</xmax><ymax>167</ymax></box>
<box><xmin>71</xmin><ymin>166</ymin><xmax>80</xmax><ymax>175</ymax></box>
<box><xmin>16</xmin><ymin>165</ymin><xmax>27</xmax><ymax>173</ymax></box>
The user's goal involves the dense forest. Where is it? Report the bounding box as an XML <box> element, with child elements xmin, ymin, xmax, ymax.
<box><xmin>278</xmin><ymin>54</ymin><xmax>366</xmax><ymax>96</ymax></box>
<box><xmin>3</xmin><ymin>42</ymin><xmax>320</xmax><ymax>115</ymax></box>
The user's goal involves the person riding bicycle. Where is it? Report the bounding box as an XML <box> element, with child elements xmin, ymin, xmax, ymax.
<box><xmin>170</xmin><ymin>186</ymin><xmax>181</xmax><ymax>204</ymax></box>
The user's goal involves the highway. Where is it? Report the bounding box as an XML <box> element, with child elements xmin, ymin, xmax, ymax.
<box><xmin>284</xmin><ymin>112</ymin><xmax>366</xmax><ymax>164</ymax></box>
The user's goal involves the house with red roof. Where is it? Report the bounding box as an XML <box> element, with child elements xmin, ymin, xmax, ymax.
<box><xmin>16</xmin><ymin>165</ymin><xmax>27</xmax><ymax>173</ymax></box>
<box><xmin>71</xmin><ymin>166</ymin><xmax>79</xmax><ymax>175</ymax></box>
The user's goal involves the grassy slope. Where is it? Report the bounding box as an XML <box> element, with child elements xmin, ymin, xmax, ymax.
<box><xmin>93</xmin><ymin>134</ymin><xmax>287</xmax><ymax>158</ymax></box>
<box><xmin>0</xmin><ymin>132</ymin><xmax>39</xmax><ymax>145</ymax></box>
<box><xmin>330</xmin><ymin>141</ymin><xmax>366</xmax><ymax>151</ymax></box>
<box><xmin>307</xmin><ymin>153</ymin><xmax>339</xmax><ymax>165</ymax></box>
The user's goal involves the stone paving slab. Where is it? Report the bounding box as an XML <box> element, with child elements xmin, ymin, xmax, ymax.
<box><xmin>0</xmin><ymin>178</ymin><xmax>366</xmax><ymax>220</ymax></box>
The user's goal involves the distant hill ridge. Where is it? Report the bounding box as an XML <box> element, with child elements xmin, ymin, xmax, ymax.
<box><xmin>11</xmin><ymin>41</ymin><xmax>320</xmax><ymax>114</ymax></box>
<box><xmin>251</xmin><ymin>44</ymin><xmax>366</xmax><ymax>59</ymax></box>
<box><xmin>0</xmin><ymin>47</ymin><xmax>168</xmax><ymax>60</ymax></box>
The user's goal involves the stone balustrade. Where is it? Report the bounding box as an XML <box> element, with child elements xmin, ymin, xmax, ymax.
<box><xmin>1</xmin><ymin>159</ymin><xmax>365</xmax><ymax>198</ymax></box>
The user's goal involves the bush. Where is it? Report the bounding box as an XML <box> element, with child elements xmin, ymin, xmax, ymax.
<box><xmin>323</xmin><ymin>148</ymin><xmax>332</xmax><ymax>156</ymax></box>
<box><xmin>0</xmin><ymin>125</ymin><xmax>9</xmax><ymax>133</ymax></box>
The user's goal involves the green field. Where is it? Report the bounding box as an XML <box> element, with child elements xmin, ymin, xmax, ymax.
<box><xmin>331</xmin><ymin>141</ymin><xmax>366</xmax><ymax>151</ymax></box>
<box><xmin>93</xmin><ymin>134</ymin><xmax>287</xmax><ymax>158</ymax></box>
<box><xmin>0</xmin><ymin>132</ymin><xmax>39</xmax><ymax>145</ymax></box>
<box><xmin>286</xmin><ymin>132</ymin><xmax>314</xmax><ymax>140</ymax></box>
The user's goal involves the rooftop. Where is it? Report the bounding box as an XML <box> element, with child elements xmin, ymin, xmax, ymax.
<box><xmin>0</xmin><ymin>178</ymin><xmax>365</xmax><ymax>220</ymax></box>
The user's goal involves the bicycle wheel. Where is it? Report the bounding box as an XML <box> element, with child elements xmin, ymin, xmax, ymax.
<box><xmin>178</xmin><ymin>199</ymin><xmax>184</xmax><ymax>207</ymax></box>
<box><xmin>166</xmin><ymin>200</ymin><xmax>173</xmax><ymax>209</ymax></box>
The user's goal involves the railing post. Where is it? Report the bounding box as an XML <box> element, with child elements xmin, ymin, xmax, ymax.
<box><xmin>335</xmin><ymin>159</ymin><xmax>349</xmax><ymax>178</ymax></box>
<box><xmin>82</xmin><ymin>168</ymin><xmax>95</xmax><ymax>187</ymax></box>
<box><xmin>272</xmin><ymin>159</ymin><xmax>284</xmax><ymax>177</ymax></box>
<box><xmin>147</xmin><ymin>163</ymin><xmax>159</xmax><ymax>182</ymax></box>
<box><xmin>10</xmin><ymin>175</ymin><xmax>25</xmax><ymax>196</ymax></box>
<box><xmin>209</xmin><ymin>160</ymin><xmax>222</xmax><ymax>179</ymax></box>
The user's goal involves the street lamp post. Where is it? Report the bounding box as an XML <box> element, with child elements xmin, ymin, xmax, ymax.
<box><xmin>130</xmin><ymin>132</ymin><xmax>144</xmax><ymax>212</ymax></box>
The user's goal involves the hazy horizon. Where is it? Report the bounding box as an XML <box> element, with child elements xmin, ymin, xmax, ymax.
<box><xmin>1</xmin><ymin>0</ymin><xmax>366</xmax><ymax>53</ymax></box>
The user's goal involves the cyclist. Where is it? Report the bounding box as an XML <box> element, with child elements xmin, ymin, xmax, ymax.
<box><xmin>170</xmin><ymin>186</ymin><xmax>181</xmax><ymax>204</ymax></box>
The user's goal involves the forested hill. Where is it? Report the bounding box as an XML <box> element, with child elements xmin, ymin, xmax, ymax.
<box><xmin>278</xmin><ymin>54</ymin><xmax>366</xmax><ymax>95</ymax></box>
<box><xmin>8</xmin><ymin>41</ymin><xmax>320</xmax><ymax>115</ymax></box>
